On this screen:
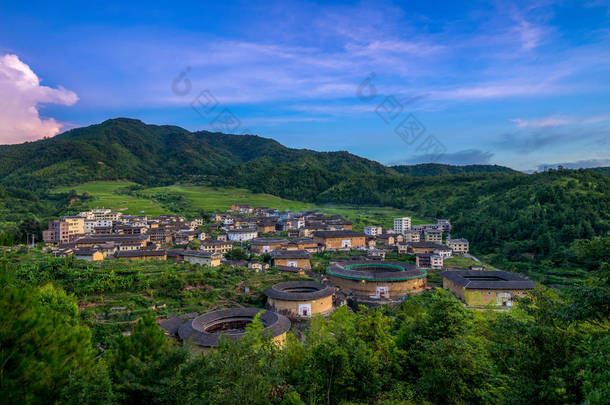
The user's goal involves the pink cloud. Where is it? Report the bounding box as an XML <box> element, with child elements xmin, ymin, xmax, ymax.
<box><xmin>0</xmin><ymin>54</ymin><xmax>78</xmax><ymax>144</ymax></box>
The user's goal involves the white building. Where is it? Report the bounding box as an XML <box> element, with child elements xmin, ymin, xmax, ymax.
<box><xmin>393</xmin><ymin>217</ymin><xmax>412</xmax><ymax>234</ymax></box>
<box><xmin>227</xmin><ymin>228</ymin><xmax>258</xmax><ymax>242</ymax></box>
<box><xmin>364</xmin><ymin>226</ymin><xmax>382</xmax><ymax>236</ymax></box>
<box><xmin>84</xmin><ymin>219</ymin><xmax>114</xmax><ymax>233</ymax></box>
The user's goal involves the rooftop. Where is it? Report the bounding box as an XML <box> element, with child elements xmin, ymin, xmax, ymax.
<box><xmin>313</xmin><ymin>230</ymin><xmax>366</xmax><ymax>238</ymax></box>
<box><xmin>264</xmin><ymin>281</ymin><xmax>334</xmax><ymax>301</ymax></box>
<box><xmin>270</xmin><ymin>249</ymin><xmax>311</xmax><ymax>259</ymax></box>
<box><xmin>250</xmin><ymin>237</ymin><xmax>289</xmax><ymax>245</ymax></box>
<box><xmin>439</xmin><ymin>270</ymin><xmax>536</xmax><ymax>290</ymax></box>
<box><xmin>327</xmin><ymin>260</ymin><xmax>426</xmax><ymax>281</ymax></box>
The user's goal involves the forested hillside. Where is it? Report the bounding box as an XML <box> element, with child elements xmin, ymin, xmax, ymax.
<box><xmin>392</xmin><ymin>163</ymin><xmax>518</xmax><ymax>176</ymax></box>
<box><xmin>0</xmin><ymin>118</ymin><xmax>392</xmax><ymax>190</ymax></box>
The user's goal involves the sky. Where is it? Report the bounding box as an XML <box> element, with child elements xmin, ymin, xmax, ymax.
<box><xmin>1</xmin><ymin>0</ymin><xmax>609</xmax><ymax>171</ymax></box>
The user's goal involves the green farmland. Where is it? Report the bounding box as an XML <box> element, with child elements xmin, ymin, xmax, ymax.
<box><xmin>53</xmin><ymin>181</ymin><xmax>429</xmax><ymax>229</ymax></box>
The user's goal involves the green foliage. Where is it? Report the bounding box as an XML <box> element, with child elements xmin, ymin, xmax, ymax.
<box><xmin>224</xmin><ymin>247</ymin><xmax>249</xmax><ymax>261</ymax></box>
<box><xmin>392</xmin><ymin>163</ymin><xmax>518</xmax><ymax>176</ymax></box>
<box><xmin>0</xmin><ymin>258</ymin><xmax>102</xmax><ymax>404</ymax></box>
<box><xmin>108</xmin><ymin>313</ymin><xmax>188</xmax><ymax>404</ymax></box>
<box><xmin>187</xmin><ymin>238</ymin><xmax>201</xmax><ymax>250</ymax></box>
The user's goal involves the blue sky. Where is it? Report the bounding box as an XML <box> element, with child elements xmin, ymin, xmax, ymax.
<box><xmin>1</xmin><ymin>0</ymin><xmax>609</xmax><ymax>171</ymax></box>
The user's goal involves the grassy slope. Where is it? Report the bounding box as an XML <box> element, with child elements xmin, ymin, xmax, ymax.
<box><xmin>53</xmin><ymin>181</ymin><xmax>168</xmax><ymax>216</ymax></box>
<box><xmin>52</xmin><ymin>181</ymin><xmax>428</xmax><ymax>229</ymax></box>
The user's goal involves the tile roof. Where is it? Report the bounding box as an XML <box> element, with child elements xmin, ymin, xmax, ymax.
<box><xmin>439</xmin><ymin>270</ymin><xmax>536</xmax><ymax>290</ymax></box>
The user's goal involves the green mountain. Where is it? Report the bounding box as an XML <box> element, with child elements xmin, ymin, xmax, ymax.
<box><xmin>0</xmin><ymin>118</ymin><xmax>392</xmax><ymax>190</ymax></box>
<box><xmin>392</xmin><ymin>163</ymin><xmax>518</xmax><ymax>176</ymax></box>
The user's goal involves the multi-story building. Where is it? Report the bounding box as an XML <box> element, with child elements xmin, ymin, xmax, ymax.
<box><xmin>62</xmin><ymin>216</ymin><xmax>85</xmax><ymax>238</ymax></box>
<box><xmin>364</xmin><ymin>226</ymin><xmax>382</xmax><ymax>236</ymax></box>
<box><xmin>436</xmin><ymin>219</ymin><xmax>452</xmax><ymax>233</ymax></box>
<box><xmin>313</xmin><ymin>230</ymin><xmax>367</xmax><ymax>250</ymax></box>
<box><xmin>416</xmin><ymin>253</ymin><xmax>444</xmax><ymax>269</ymax></box>
<box><xmin>393</xmin><ymin>217</ymin><xmax>412</xmax><ymax>234</ymax></box>
<box><xmin>423</xmin><ymin>229</ymin><xmax>443</xmax><ymax>243</ymax></box>
<box><xmin>80</xmin><ymin>209</ymin><xmax>122</xmax><ymax>222</ymax></box>
<box><xmin>43</xmin><ymin>220</ymin><xmax>70</xmax><ymax>244</ymax></box>
<box><xmin>200</xmin><ymin>240</ymin><xmax>233</xmax><ymax>254</ymax></box>
<box><xmin>447</xmin><ymin>238</ymin><xmax>469</xmax><ymax>254</ymax></box>
<box><xmin>402</xmin><ymin>230</ymin><xmax>421</xmax><ymax>243</ymax></box>
<box><xmin>227</xmin><ymin>228</ymin><xmax>258</xmax><ymax>242</ymax></box>
<box><xmin>84</xmin><ymin>219</ymin><xmax>113</xmax><ymax>234</ymax></box>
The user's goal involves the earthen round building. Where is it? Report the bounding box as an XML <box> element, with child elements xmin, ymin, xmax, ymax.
<box><xmin>177</xmin><ymin>308</ymin><xmax>290</xmax><ymax>349</ymax></box>
<box><xmin>326</xmin><ymin>261</ymin><xmax>427</xmax><ymax>299</ymax></box>
<box><xmin>264</xmin><ymin>281</ymin><xmax>334</xmax><ymax>318</ymax></box>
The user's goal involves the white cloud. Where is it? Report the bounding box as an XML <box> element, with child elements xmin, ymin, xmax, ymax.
<box><xmin>510</xmin><ymin>114</ymin><xmax>610</xmax><ymax>128</ymax></box>
<box><xmin>0</xmin><ymin>54</ymin><xmax>78</xmax><ymax>144</ymax></box>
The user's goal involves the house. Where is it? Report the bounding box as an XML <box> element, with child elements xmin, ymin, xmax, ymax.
<box><xmin>227</xmin><ymin>228</ymin><xmax>258</xmax><ymax>242</ymax></box>
<box><xmin>216</xmin><ymin>232</ymin><xmax>228</xmax><ymax>241</ymax></box>
<box><xmin>149</xmin><ymin>228</ymin><xmax>172</xmax><ymax>245</ymax></box>
<box><xmin>257</xmin><ymin>220</ymin><xmax>277</xmax><ymax>234</ymax></box>
<box><xmin>326</xmin><ymin>219</ymin><xmax>352</xmax><ymax>231</ymax></box>
<box><xmin>74</xmin><ymin>234</ymin><xmax>149</xmax><ymax>248</ymax></box>
<box><xmin>286</xmin><ymin>229</ymin><xmax>300</xmax><ymax>238</ymax></box>
<box><xmin>416</xmin><ymin>253</ymin><xmax>443</xmax><ymax>269</ymax></box>
<box><xmin>396</xmin><ymin>242</ymin><xmax>409</xmax><ymax>254</ymax></box>
<box><xmin>231</xmin><ymin>204</ymin><xmax>253</xmax><ymax>214</ymax></box>
<box><xmin>402</xmin><ymin>230</ymin><xmax>421</xmax><ymax>243</ymax></box>
<box><xmin>375</xmin><ymin>234</ymin><xmax>396</xmax><ymax>246</ymax></box>
<box><xmin>447</xmin><ymin>238</ymin><xmax>469</xmax><ymax>254</ymax></box>
<box><xmin>73</xmin><ymin>248</ymin><xmax>104</xmax><ymax>261</ymax></box>
<box><xmin>436</xmin><ymin>219</ymin><xmax>452</xmax><ymax>233</ymax></box>
<box><xmin>84</xmin><ymin>219</ymin><xmax>113</xmax><ymax>234</ymax></box>
<box><xmin>393</xmin><ymin>217</ymin><xmax>411</xmax><ymax>234</ymax></box>
<box><xmin>93</xmin><ymin>226</ymin><xmax>113</xmax><ymax>234</ymax></box>
<box><xmin>200</xmin><ymin>240</ymin><xmax>232</xmax><ymax>254</ymax></box>
<box><xmin>174</xmin><ymin>230</ymin><xmax>198</xmax><ymax>245</ymax></box>
<box><xmin>440</xmin><ymin>270</ymin><xmax>536</xmax><ymax>307</ymax></box>
<box><xmin>434</xmin><ymin>246</ymin><xmax>453</xmax><ymax>259</ymax></box>
<box><xmin>114</xmin><ymin>250</ymin><xmax>167</xmax><ymax>261</ymax></box>
<box><xmin>423</xmin><ymin>229</ymin><xmax>443</xmax><ymax>243</ymax></box>
<box><xmin>364</xmin><ymin>226</ymin><xmax>382</xmax><ymax>236</ymax></box>
<box><xmin>367</xmin><ymin>248</ymin><xmax>386</xmax><ymax>260</ymax></box>
<box><xmin>270</xmin><ymin>249</ymin><xmax>312</xmax><ymax>270</ymax></box>
<box><xmin>250</xmin><ymin>237</ymin><xmax>289</xmax><ymax>254</ymax></box>
<box><xmin>181</xmin><ymin>250</ymin><xmax>222</xmax><ymax>267</ymax></box>
<box><xmin>248</xmin><ymin>262</ymin><xmax>269</xmax><ymax>272</ymax></box>
<box><xmin>406</xmin><ymin>241</ymin><xmax>447</xmax><ymax>254</ymax></box>
<box><xmin>313</xmin><ymin>230</ymin><xmax>367</xmax><ymax>250</ymax></box>
<box><xmin>43</xmin><ymin>220</ymin><xmax>70</xmax><ymax>244</ymax></box>
<box><xmin>118</xmin><ymin>242</ymin><xmax>143</xmax><ymax>251</ymax></box>
<box><xmin>289</xmin><ymin>237</ymin><xmax>319</xmax><ymax>253</ymax></box>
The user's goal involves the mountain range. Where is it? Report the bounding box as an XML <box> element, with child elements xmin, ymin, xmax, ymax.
<box><xmin>0</xmin><ymin>118</ymin><xmax>519</xmax><ymax>191</ymax></box>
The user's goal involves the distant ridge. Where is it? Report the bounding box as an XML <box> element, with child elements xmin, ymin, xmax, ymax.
<box><xmin>0</xmin><ymin>118</ymin><xmax>515</xmax><ymax>191</ymax></box>
<box><xmin>391</xmin><ymin>163</ymin><xmax>519</xmax><ymax>176</ymax></box>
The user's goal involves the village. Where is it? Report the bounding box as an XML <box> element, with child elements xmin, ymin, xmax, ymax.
<box><xmin>41</xmin><ymin>203</ymin><xmax>536</xmax><ymax>350</ymax></box>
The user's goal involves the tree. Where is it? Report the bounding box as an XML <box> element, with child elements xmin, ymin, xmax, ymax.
<box><xmin>188</xmin><ymin>238</ymin><xmax>201</xmax><ymax>250</ymax></box>
<box><xmin>108</xmin><ymin>312</ymin><xmax>188</xmax><ymax>405</ymax></box>
<box><xmin>0</xmin><ymin>259</ymin><xmax>100</xmax><ymax>404</ymax></box>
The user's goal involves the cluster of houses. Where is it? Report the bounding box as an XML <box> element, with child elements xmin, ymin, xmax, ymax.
<box><xmin>41</xmin><ymin>205</ymin><xmax>472</xmax><ymax>274</ymax></box>
<box><xmin>42</xmin><ymin>209</ymin><xmax>222</xmax><ymax>265</ymax></box>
